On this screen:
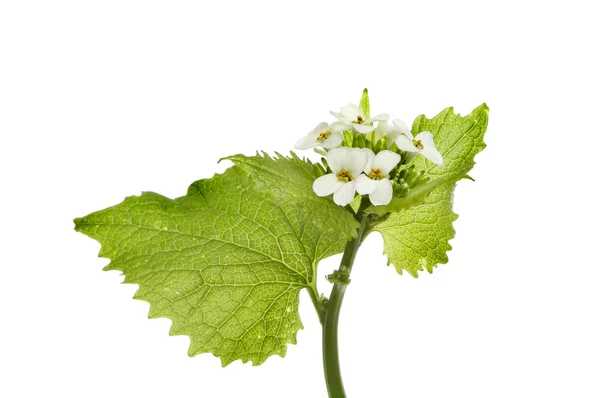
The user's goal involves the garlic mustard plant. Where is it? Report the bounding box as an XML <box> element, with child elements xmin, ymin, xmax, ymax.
<box><xmin>74</xmin><ymin>89</ymin><xmax>489</xmax><ymax>398</ymax></box>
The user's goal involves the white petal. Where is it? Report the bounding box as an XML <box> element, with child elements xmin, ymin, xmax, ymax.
<box><xmin>366</xmin><ymin>113</ymin><xmax>389</xmax><ymax>123</ymax></box>
<box><xmin>355</xmin><ymin>174</ymin><xmax>377</xmax><ymax>195</ymax></box>
<box><xmin>330</xmin><ymin>110</ymin><xmax>345</xmax><ymax>121</ymax></box>
<box><xmin>295</xmin><ymin>134</ymin><xmax>318</xmax><ymax>149</ymax></box>
<box><xmin>330</xmin><ymin>120</ymin><xmax>351</xmax><ymax>133</ymax></box>
<box><xmin>415</xmin><ymin>131</ymin><xmax>443</xmax><ymax>165</ymax></box>
<box><xmin>369</xmin><ymin>179</ymin><xmax>393</xmax><ymax>206</ymax></box>
<box><xmin>326</xmin><ymin>147</ymin><xmax>347</xmax><ymax>172</ymax></box>
<box><xmin>414</xmin><ymin>131</ymin><xmax>434</xmax><ymax>146</ymax></box>
<box><xmin>362</xmin><ymin>148</ymin><xmax>375</xmax><ymax>173</ymax></box>
<box><xmin>375</xmin><ymin>122</ymin><xmax>401</xmax><ymax>146</ymax></box>
<box><xmin>421</xmin><ymin>148</ymin><xmax>444</xmax><ymax>165</ymax></box>
<box><xmin>372</xmin><ymin>150</ymin><xmax>401</xmax><ymax>176</ymax></box>
<box><xmin>310</xmin><ymin>122</ymin><xmax>330</xmax><ymax>135</ymax></box>
<box><xmin>333</xmin><ymin>180</ymin><xmax>357</xmax><ymax>206</ymax></box>
<box><xmin>392</xmin><ymin>119</ymin><xmax>412</xmax><ymax>137</ymax></box>
<box><xmin>345</xmin><ymin>148</ymin><xmax>368</xmax><ymax>177</ymax></box>
<box><xmin>404</xmin><ymin>152</ymin><xmax>416</xmax><ymax>163</ymax></box>
<box><xmin>395</xmin><ymin>135</ymin><xmax>419</xmax><ymax>152</ymax></box>
<box><xmin>353</xmin><ymin>124</ymin><xmax>375</xmax><ymax>134</ymax></box>
<box><xmin>313</xmin><ymin>174</ymin><xmax>343</xmax><ymax>197</ymax></box>
<box><xmin>321</xmin><ymin>131</ymin><xmax>343</xmax><ymax>149</ymax></box>
<box><xmin>374</xmin><ymin>121</ymin><xmax>389</xmax><ymax>141</ymax></box>
<box><xmin>386</xmin><ymin>128</ymin><xmax>402</xmax><ymax>147</ymax></box>
<box><xmin>340</xmin><ymin>103</ymin><xmax>363</xmax><ymax>121</ymax></box>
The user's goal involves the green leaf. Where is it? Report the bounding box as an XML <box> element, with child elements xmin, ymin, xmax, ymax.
<box><xmin>74</xmin><ymin>153</ymin><xmax>359</xmax><ymax>366</ymax></box>
<box><xmin>411</xmin><ymin>103</ymin><xmax>489</xmax><ymax>182</ymax></box>
<box><xmin>359</xmin><ymin>88</ymin><xmax>370</xmax><ymax>119</ymax></box>
<box><xmin>373</xmin><ymin>183</ymin><xmax>458</xmax><ymax>277</ymax></box>
<box><xmin>349</xmin><ymin>194</ymin><xmax>362</xmax><ymax>214</ymax></box>
<box><xmin>365</xmin><ymin>104</ymin><xmax>488</xmax><ymax>216</ymax></box>
<box><xmin>372</xmin><ymin>104</ymin><xmax>489</xmax><ymax>276</ymax></box>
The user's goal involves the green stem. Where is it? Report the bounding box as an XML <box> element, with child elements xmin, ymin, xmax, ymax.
<box><xmin>308</xmin><ymin>286</ymin><xmax>325</xmax><ymax>325</ymax></box>
<box><xmin>322</xmin><ymin>208</ymin><xmax>369</xmax><ymax>398</ymax></box>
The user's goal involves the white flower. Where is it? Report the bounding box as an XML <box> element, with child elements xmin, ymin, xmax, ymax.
<box><xmin>355</xmin><ymin>149</ymin><xmax>401</xmax><ymax>206</ymax></box>
<box><xmin>391</xmin><ymin>119</ymin><xmax>411</xmax><ymax>136</ymax></box>
<box><xmin>313</xmin><ymin>147</ymin><xmax>369</xmax><ymax>206</ymax></box>
<box><xmin>393</xmin><ymin>119</ymin><xmax>443</xmax><ymax>165</ymax></box>
<box><xmin>330</xmin><ymin>103</ymin><xmax>389</xmax><ymax>134</ymax></box>
<box><xmin>295</xmin><ymin>122</ymin><xmax>343</xmax><ymax>150</ymax></box>
<box><xmin>374</xmin><ymin>121</ymin><xmax>402</xmax><ymax>147</ymax></box>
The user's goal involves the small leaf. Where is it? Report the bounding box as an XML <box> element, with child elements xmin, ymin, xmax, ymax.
<box><xmin>374</xmin><ymin>183</ymin><xmax>458</xmax><ymax>277</ymax></box>
<box><xmin>411</xmin><ymin>103</ymin><xmax>489</xmax><ymax>181</ymax></box>
<box><xmin>359</xmin><ymin>88</ymin><xmax>370</xmax><ymax>120</ymax></box>
<box><xmin>373</xmin><ymin>104</ymin><xmax>489</xmax><ymax>276</ymax></box>
<box><xmin>349</xmin><ymin>194</ymin><xmax>362</xmax><ymax>214</ymax></box>
<box><xmin>75</xmin><ymin>153</ymin><xmax>359</xmax><ymax>366</ymax></box>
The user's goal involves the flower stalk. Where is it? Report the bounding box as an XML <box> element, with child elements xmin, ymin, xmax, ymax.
<box><xmin>322</xmin><ymin>198</ymin><xmax>371</xmax><ymax>398</ymax></box>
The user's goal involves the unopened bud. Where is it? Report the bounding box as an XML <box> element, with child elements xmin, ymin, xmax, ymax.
<box><xmin>353</xmin><ymin>134</ymin><xmax>366</xmax><ymax>148</ymax></box>
<box><xmin>396</xmin><ymin>168</ymin><xmax>409</xmax><ymax>181</ymax></box>
<box><xmin>406</xmin><ymin>170</ymin><xmax>424</xmax><ymax>186</ymax></box>
<box><xmin>394</xmin><ymin>182</ymin><xmax>410</xmax><ymax>197</ymax></box>
<box><xmin>374</xmin><ymin>137</ymin><xmax>387</xmax><ymax>152</ymax></box>
<box><xmin>315</xmin><ymin>161</ymin><xmax>327</xmax><ymax>176</ymax></box>
<box><xmin>412</xmin><ymin>174</ymin><xmax>430</xmax><ymax>187</ymax></box>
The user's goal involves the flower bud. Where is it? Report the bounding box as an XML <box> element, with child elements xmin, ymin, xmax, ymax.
<box><xmin>394</xmin><ymin>182</ymin><xmax>410</xmax><ymax>197</ymax></box>
<box><xmin>353</xmin><ymin>134</ymin><xmax>366</xmax><ymax>149</ymax></box>
<box><xmin>373</xmin><ymin>136</ymin><xmax>387</xmax><ymax>153</ymax></box>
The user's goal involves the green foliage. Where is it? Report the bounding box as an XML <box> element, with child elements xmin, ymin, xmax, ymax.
<box><xmin>412</xmin><ymin>103</ymin><xmax>489</xmax><ymax>181</ymax></box>
<box><xmin>374</xmin><ymin>183</ymin><xmax>458</xmax><ymax>277</ymax></box>
<box><xmin>74</xmin><ymin>153</ymin><xmax>359</xmax><ymax>366</ymax></box>
<box><xmin>359</xmin><ymin>88</ymin><xmax>370</xmax><ymax>119</ymax></box>
<box><xmin>373</xmin><ymin>104</ymin><xmax>489</xmax><ymax>276</ymax></box>
<box><xmin>343</xmin><ymin>130</ymin><xmax>354</xmax><ymax>147</ymax></box>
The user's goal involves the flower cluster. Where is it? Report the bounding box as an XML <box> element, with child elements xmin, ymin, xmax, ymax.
<box><xmin>295</xmin><ymin>101</ymin><xmax>443</xmax><ymax>207</ymax></box>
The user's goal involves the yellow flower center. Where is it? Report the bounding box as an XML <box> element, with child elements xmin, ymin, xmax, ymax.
<box><xmin>352</xmin><ymin>115</ymin><xmax>364</xmax><ymax>124</ymax></box>
<box><xmin>368</xmin><ymin>168</ymin><xmax>385</xmax><ymax>180</ymax></box>
<box><xmin>413</xmin><ymin>139</ymin><xmax>424</xmax><ymax>150</ymax></box>
<box><xmin>317</xmin><ymin>130</ymin><xmax>331</xmax><ymax>141</ymax></box>
<box><xmin>336</xmin><ymin>168</ymin><xmax>354</xmax><ymax>182</ymax></box>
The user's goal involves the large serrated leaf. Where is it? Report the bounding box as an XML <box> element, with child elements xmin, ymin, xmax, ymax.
<box><xmin>75</xmin><ymin>153</ymin><xmax>359</xmax><ymax>365</ymax></box>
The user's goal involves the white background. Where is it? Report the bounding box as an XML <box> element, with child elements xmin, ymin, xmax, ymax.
<box><xmin>1</xmin><ymin>1</ymin><xmax>599</xmax><ymax>397</ymax></box>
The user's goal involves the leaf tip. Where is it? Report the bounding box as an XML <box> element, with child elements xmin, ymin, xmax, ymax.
<box><xmin>217</xmin><ymin>155</ymin><xmax>233</xmax><ymax>165</ymax></box>
<box><xmin>73</xmin><ymin>217</ymin><xmax>83</xmax><ymax>231</ymax></box>
<box><xmin>472</xmin><ymin>102</ymin><xmax>490</xmax><ymax>121</ymax></box>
